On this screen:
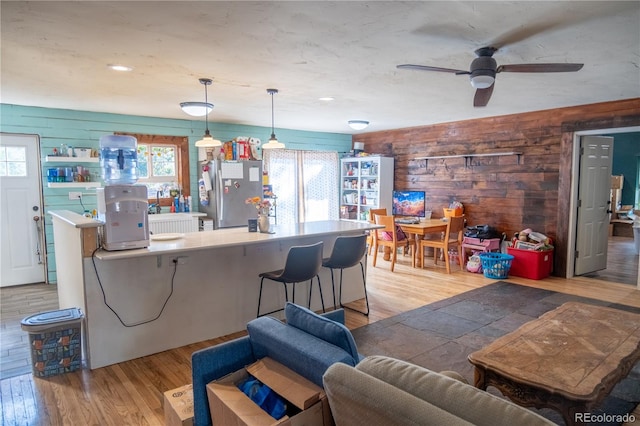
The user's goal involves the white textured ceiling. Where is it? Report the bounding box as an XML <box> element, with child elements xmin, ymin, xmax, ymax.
<box><xmin>1</xmin><ymin>1</ymin><xmax>639</xmax><ymax>134</ymax></box>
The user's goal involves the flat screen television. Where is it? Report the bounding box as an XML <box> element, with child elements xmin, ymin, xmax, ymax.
<box><xmin>392</xmin><ymin>190</ymin><xmax>426</xmax><ymax>217</ymax></box>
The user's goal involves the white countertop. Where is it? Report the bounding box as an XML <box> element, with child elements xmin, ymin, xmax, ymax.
<box><xmin>95</xmin><ymin>220</ymin><xmax>379</xmax><ymax>260</ymax></box>
<box><xmin>49</xmin><ymin>210</ymin><xmax>103</xmax><ymax>228</ymax></box>
<box><xmin>50</xmin><ymin>210</ymin><xmax>207</xmax><ymax>228</ymax></box>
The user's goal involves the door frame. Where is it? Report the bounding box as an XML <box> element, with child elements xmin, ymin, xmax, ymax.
<box><xmin>567</xmin><ymin>125</ymin><xmax>640</xmax><ymax>278</ymax></box>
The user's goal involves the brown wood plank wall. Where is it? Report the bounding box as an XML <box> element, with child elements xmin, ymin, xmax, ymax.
<box><xmin>353</xmin><ymin>98</ymin><xmax>640</xmax><ymax>277</ymax></box>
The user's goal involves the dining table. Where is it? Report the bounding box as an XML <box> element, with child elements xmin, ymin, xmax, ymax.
<box><xmin>396</xmin><ymin>218</ymin><xmax>449</xmax><ymax>267</ymax></box>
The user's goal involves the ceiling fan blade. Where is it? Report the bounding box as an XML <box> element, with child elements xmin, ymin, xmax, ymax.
<box><xmin>497</xmin><ymin>63</ymin><xmax>584</xmax><ymax>73</ymax></box>
<box><xmin>397</xmin><ymin>64</ymin><xmax>469</xmax><ymax>75</ymax></box>
<box><xmin>474</xmin><ymin>84</ymin><xmax>494</xmax><ymax>107</ymax></box>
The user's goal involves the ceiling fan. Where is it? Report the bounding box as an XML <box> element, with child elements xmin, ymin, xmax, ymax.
<box><xmin>397</xmin><ymin>47</ymin><xmax>583</xmax><ymax>107</ymax></box>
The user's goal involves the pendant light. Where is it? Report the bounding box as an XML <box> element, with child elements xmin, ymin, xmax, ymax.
<box><xmin>262</xmin><ymin>88</ymin><xmax>285</xmax><ymax>150</ymax></box>
<box><xmin>194</xmin><ymin>78</ymin><xmax>222</xmax><ymax>147</ymax></box>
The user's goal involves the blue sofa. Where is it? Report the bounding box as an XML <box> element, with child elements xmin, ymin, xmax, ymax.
<box><xmin>191</xmin><ymin>302</ymin><xmax>362</xmax><ymax>426</ymax></box>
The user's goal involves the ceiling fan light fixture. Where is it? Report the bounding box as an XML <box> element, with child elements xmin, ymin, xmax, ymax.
<box><xmin>263</xmin><ymin>88</ymin><xmax>285</xmax><ymax>150</ymax></box>
<box><xmin>470</xmin><ymin>75</ymin><xmax>495</xmax><ymax>89</ymax></box>
<box><xmin>194</xmin><ymin>78</ymin><xmax>221</xmax><ymax>147</ymax></box>
<box><xmin>348</xmin><ymin>120</ymin><xmax>370</xmax><ymax>130</ymax></box>
<box><xmin>180</xmin><ymin>101</ymin><xmax>214</xmax><ymax>117</ymax></box>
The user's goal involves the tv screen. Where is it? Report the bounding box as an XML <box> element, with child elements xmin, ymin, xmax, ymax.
<box><xmin>392</xmin><ymin>191</ymin><xmax>426</xmax><ymax>217</ymax></box>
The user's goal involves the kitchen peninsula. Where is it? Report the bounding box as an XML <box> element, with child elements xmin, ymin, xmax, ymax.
<box><xmin>49</xmin><ymin>210</ymin><xmax>378</xmax><ymax>369</ymax></box>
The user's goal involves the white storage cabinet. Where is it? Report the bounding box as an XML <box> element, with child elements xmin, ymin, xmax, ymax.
<box><xmin>340</xmin><ymin>156</ymin><xmax>394</xmax><ymax>221</ymax></box>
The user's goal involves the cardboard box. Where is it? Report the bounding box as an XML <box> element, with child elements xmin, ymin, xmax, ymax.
<box><xmin>507</xmin><ymin>247</ymin><xmax>553</xmax><ymax>280</ymax></box>
<box><xmin>207</xmin><ymin>357</ymin><xmax>333</xmax><ymax>426</ymax></box>
<box><xmin>611</xmin><ymin>175</ymin><xmax>624</xmax><ymax>190</ymax></box>
<box><xmin>610</xmin><ymin>189</ymin><xmax>622</xmax><ymax>211</ymax></box>
<box><xmin>164</xmin><ymin>384</ymin><xmax>194</xmax><ymax>426</ymax></box>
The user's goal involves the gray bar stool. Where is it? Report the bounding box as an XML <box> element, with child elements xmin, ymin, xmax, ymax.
<box><xmin>322</xmin><ymin>234</ymin><xmax>369</xmax><ymax>316</ymax></box>
<box><xmin>257</xmin><ymin>241</ymin><xmax>324</xmax><ymax>317</ymax></box>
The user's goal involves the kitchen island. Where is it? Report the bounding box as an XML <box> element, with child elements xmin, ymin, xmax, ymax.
<box><xmin>49</xmin><ymin>210</ymin><xmax>378</xmax><ymax>369</ymax></box>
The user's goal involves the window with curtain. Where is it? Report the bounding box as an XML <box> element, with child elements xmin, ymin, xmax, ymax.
<box><xmin>264</xmin><ymin>150</ymin><xmax>339</xmax><ymax>224</ymax></box>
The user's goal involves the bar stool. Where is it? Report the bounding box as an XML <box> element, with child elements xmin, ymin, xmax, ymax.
<box><xmin>322</xmin><ymin>234</ymin><xmax>369</xmax><ymax>316</ymax></box>
<box><xmin>257</xmin><ymin>242</ymin><xmax>324</xmax><ymax>317</ymax></box>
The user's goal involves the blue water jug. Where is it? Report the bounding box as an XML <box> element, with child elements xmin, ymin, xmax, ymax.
<box><xmin>99</xmin><ymin>135</ymin><xmax>138</xmax><ymax>185</ymax></box>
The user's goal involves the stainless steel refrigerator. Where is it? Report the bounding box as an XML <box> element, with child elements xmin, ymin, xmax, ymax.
<box><xmin>199</xmin><ymin>160</ymin><xmax>263</xmax><ymax>229</ymax></box>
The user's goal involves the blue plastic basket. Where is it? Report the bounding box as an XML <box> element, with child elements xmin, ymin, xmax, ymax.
<box><xmin>478</xmin><ymin>253</ymin><xmax>514</xmax><ymax>279</ymax></box>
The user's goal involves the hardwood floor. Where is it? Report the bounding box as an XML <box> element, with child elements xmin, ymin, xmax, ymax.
<box><xmin>0</xmin><ymin>284</ymin><xmax>59</xmax><ymax>380</ymax></box>
<box><xmin>584</xmin><ymin>236</ymin><xmax>638</xmax><ymax>286</ymax></box>
<box><xmin>1</xmin><ymin>249</ymin><xmax>639</xmax><ymax>425</ymax></box>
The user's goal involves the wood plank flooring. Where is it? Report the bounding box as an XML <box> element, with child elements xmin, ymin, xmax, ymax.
<box><xmin>1</xmin><ymin>243</ymin><xmax>639</xmax><ymax>425</ymax></box>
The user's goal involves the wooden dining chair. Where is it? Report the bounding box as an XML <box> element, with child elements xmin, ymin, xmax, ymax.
<box><xmin>419</xmin><ymin>216</ymin><xmax>465</xmax><ymax>274</ymax></box>
<box><xmin>372</xmin><ymin>215</ymin><xmax>416</xmax><ymax>271</ymax></box>
<box><xmin>367</xmin><ymin>208</ymin><xmax>387</xmax><ymax>255</ymax></box>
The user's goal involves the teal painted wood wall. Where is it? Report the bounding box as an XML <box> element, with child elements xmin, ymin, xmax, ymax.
<box><xmin>1</xmin><ymin>104</ymin><xmax>352</xmax><ymax>284</ymax></box>
<box><xmin>609</xmin><ymin>132</ymin><xmax>640</xmax><ymax>207</ymax></box>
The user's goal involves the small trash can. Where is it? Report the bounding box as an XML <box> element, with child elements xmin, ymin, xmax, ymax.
<box><xmin>21</xmin><ymin>308</ymin><xmax>84</xmax><ymax>377</ymax></box>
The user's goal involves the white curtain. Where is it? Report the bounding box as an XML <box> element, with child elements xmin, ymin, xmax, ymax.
<box><xmin>264</xmin><ymin>150</ymin><xmax>339</xmax><ymax>224</ymax></box>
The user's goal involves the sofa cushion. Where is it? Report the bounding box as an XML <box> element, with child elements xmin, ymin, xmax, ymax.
<box><xmin>247</xmin><ymin>316</ymin><xmax>356</xmax><ymax>387</ymax></box>
<box><xmin>284</xmin><ymin>302</ymin><xmax>359</xmax><ymax>361</ymax></box>
<box><xmin>323</xmin><ymin>361</ymin><xmax>475</xmax><ymax>426</ymax></box>
<box><xmin>355</xmin><ymin>356</ymin><xmax>554</xmax><ymax>426</ymax></box>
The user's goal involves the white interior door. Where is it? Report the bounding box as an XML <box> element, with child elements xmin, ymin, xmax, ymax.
<box><xmin>574</xmin><ymin>136</ymin><xmax>614</xmax><ymax>276</ymax></box>
<box><xmin>0</xmin><ymin>133</ymin><xmax>45</xmax><ymax>286</ymax></box>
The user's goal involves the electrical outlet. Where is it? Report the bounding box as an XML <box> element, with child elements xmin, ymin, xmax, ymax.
<box><xmin>175</xmin><ymin>256</ymin><xmax>188</xmax><ymax>265</ymax></box>
<box><xmin>69</xmin><ymin>192</ymin><xmax>82</xmax><ymax>200</ymax></box>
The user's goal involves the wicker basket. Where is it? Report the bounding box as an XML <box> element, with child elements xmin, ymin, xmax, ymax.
<box><xmin>478</xmin><ymin>253</ymin><xmax>514</xmax><ymax>279</ymax></box>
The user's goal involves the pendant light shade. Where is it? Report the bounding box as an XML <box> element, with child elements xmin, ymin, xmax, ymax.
<box><xmin>262</xmin><ymin>88</ymin><xmax>285</xmax><ymax>150</ymax></box>
<box><xmin>194</xmin><ymin>78</ymin><xmax>222</xmax><ymax>147</ymax></box>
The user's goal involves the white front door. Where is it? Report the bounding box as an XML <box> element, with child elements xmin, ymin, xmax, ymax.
<box><xmin>574</xmin><ymin>136</ymin><xmax>614</xmax><ymax>276</ymax></box>
<box><xmin>0</xmin><ymin>133</ymin><xmax>45</xmax><ymax>286</ymax></box>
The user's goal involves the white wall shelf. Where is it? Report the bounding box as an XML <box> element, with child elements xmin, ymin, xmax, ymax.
<box><xmin>46</xmin><ymin>156</ymin><xmax>99</xmax><ymax>163</ymax></box>
<box><xmin>47</xmin><ymin>182</ymin><xmax>101</xmax><ymax>188</ymax></box>
<box><xmin>415</xmin><ymin>151</ymin><xmax>522</xmax><ymax>168</ymax></box>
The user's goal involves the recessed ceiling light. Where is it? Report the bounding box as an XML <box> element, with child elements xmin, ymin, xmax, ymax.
<box><xmin>107</xmin><ymin>64</ymin><xmax>133</xmax><ymax>72</ymax></box>
<box><xmin>318</xmin><ymin>97</ymin><xmax>335</xmax><ymax>102</ymax></box>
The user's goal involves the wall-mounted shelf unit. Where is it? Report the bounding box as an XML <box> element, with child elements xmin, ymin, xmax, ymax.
<box><xmin>415</xmin><ymin>151</ymin><xmax>522</xmax><ymax>168</ymax></box>
<box><xmin>46</xmin><ymin>156</ymin><xmax>99</xmax><ymax>163</ymax></box>
<box><xmin>47</xmin><ymin>182</ymin><xmax>101</xmax><ymax>189</ymax></box>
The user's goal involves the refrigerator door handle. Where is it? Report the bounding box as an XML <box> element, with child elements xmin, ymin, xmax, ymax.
<box><xmin>216</xmin><ymin>168</ymin><xmax>224</xmax><ymax>221</ymax></box>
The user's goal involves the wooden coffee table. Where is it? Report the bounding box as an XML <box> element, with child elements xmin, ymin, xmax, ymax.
<box><xmin>468</xmin><ymin>302</ymin><xmax>640</xmax><ymax>425</ymax></box>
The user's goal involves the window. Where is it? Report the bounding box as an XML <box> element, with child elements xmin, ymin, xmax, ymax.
<box><xmin>264</xmin><ymin>150</ymin><xmax>339</xmax><ymax>224</ymax></box>
<box><xmin>115</xmin><ymin>133</ymin><xmax>190</xmax><ymax>206</ymax></box>
<box><xmin>0</xmin><ymin>145</ymin><xmax>27</xmax><ymax>177</ymax></box>
<box><xmin>137</xmin><ymin>144</ymin><xmax>178</xmax><ymax>197</ymax></box>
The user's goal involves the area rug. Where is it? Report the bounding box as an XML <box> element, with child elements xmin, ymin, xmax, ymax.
<box><xmin>351</xmin><ymin>281</ymin><xmax>640</xmax><ymax>425</ymax></box>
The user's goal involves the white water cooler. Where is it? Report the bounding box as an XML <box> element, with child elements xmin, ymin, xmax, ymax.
<box><xmin>97</xmin><ymin>185</ymin><xmax>149</xmax><ymax>251</ymax></box>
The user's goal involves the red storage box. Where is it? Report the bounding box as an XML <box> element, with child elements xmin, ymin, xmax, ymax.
<box><xmin>507</xmin><ymin>247</ymin><xmax>554</xmax><ymax>280</ymax></box>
